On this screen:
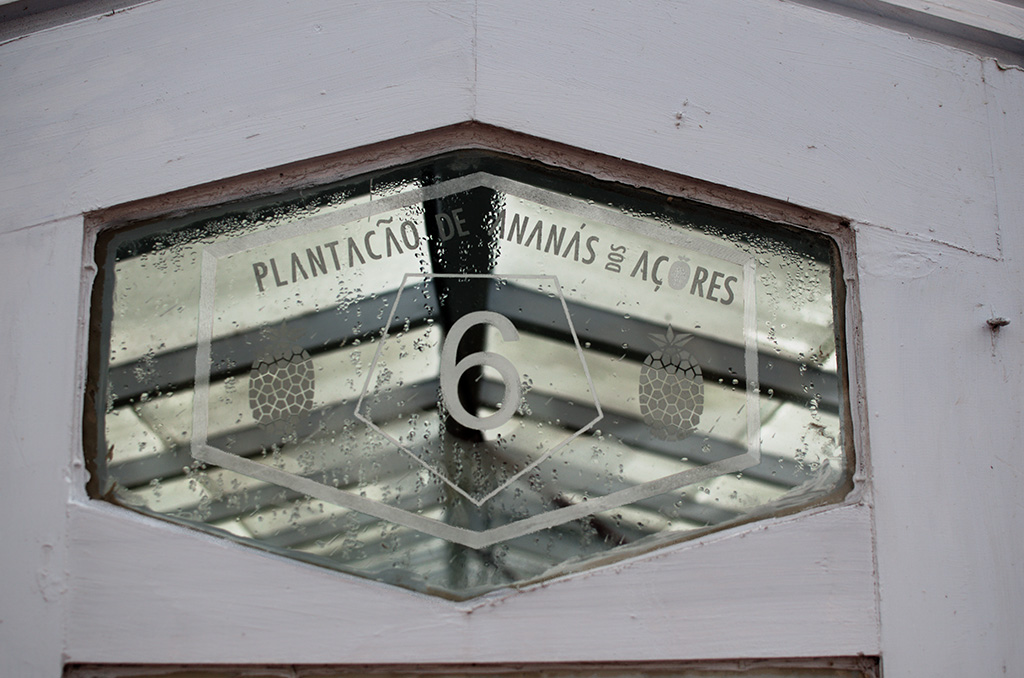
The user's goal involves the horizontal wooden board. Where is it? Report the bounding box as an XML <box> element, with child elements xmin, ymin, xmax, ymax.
<box><xmin>476</xmin><ymin>0</ymin><xmax>1002</xmax><ymax>257</ymax></box>
<box><xmin>0</xmin><ymin>0</ymin><xmax>475</xmax><ymax>233</ymax></box>
<box><xmin>64</xmin><ymin>500</ymin><xmax>878</xmax><ymax>663</ymax></box>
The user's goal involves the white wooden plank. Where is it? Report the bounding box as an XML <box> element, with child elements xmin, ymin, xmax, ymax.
<box><xmin>802</xmin><ymin>0</ymin><xmax>1024</xmax><ymax>58</ymax></box>
<box><xmin>847</xmin><ymin>0</ymin><xmax>1024</xmax><ymax>40</ymax></box>
<box><xmin>857</xmin><ymin>222</ymin><xmax>1024</xmax><ymax>676</ymax></box>
<box><xmin>868</xmin><ymin>57</ymin><xmax>1024</xmax><ymax>678</ymax></box>
<box><xmin>0</xmin><ymin>217</ymin><xmax>85</xmax><ymax>678</ymax></box>
<box><xmin>864</xmin><ymin>58</ymin><xmax>1024</xmax><ymax>677</ymax></box>
<box><xmin>0</xmin><ymin>0</ymin><xmax>475</xmax><ymax>234</ymax></box>
<box><xmin>0</xmin><ymin>0</ymin><xmax>148</xmax><ymax>42</ymax></box>
<box><xmin>476</xmin><ymin>0</ymin><xmax>1001</xmax><ymax>258</ymax></box>
<box><xmin>64</xmin><ymin>500</ymin><xmax>877</xmax><ymax>663</ymax></box>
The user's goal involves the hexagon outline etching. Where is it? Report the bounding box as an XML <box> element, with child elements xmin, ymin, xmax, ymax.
<box><xmin>353</xmin><ymin>273</ymin><xmax>604</xmax><ymax>508</ymax></box>
<box><xmin>189</xmin><ymin>171</ymin><xmax>763</xmax><ymax>549</ymax></box>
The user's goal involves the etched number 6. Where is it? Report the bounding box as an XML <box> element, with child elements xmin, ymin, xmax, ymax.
<box><xmin>440</xmin><ymin>311</ymin><xmax>522</xmax><ymax>431</ymax></box>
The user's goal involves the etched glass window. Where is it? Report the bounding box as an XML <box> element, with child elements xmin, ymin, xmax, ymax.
<box><xmin>88</xmin><ymin>152</ymin><xmax>850</xmax><ymax>599</ymax></box>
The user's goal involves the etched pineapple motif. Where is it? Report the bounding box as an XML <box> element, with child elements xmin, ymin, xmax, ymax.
<box><xmin>249</xmin><ymin>324</ymin><xmax>315</xmax><ymax>433</ymax></box>
<box><xmin>639</xmin><ymin>326</ymin><xmax>704</xmax><ymax>441</ymax></box>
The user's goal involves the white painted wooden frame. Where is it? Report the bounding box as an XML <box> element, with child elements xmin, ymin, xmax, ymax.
<box><xmin>2</xmin><ymin>1</ymin><xmax>1022</xmax><ymax>677</ymax></box>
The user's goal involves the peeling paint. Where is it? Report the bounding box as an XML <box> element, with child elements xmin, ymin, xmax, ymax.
<box><xmin>34</xmin><ymin>544</ymin><xmax>65</xmax><ymax>603</ymax></box>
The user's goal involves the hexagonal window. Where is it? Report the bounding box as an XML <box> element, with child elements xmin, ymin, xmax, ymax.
<box><xmin>87</xmin><ymin>149</ymin><xmax>852</xmax><ymax>599</ymax></box>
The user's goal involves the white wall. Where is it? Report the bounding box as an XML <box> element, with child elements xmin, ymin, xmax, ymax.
<box><xmin>1</xmin><ymin>1</ymin><xmax>1021</xmax><ymax>676</ymax></box>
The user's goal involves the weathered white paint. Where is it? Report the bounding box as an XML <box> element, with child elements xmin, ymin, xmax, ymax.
<box><xmin>64</xmin><ymin>500</ymin><xmax>877</xmax><ymax>664</ymax></box>
<box><xmin>0</xmin><ymin>0</ymin><xmax>475</xmax><ymax>233</ymax></box>
<box><xmin>476</xmin><ymin>0</ymin><xmax>1001</xmax><ymax>258</ymax></box>
<box><xmin>0</xmin><ymin>216</ymin><xmax>83</xmax><ymax>677</ymax></box>
<box><xmin>864</xmin><ymin>0</ymin><xmax>1024</xmax><ymax>39</ymax></box>
<box><xmin>1</xmin><ymin>0</ymin><xmax>1022</xmax><ymax>676</ymax></box>
<box><xmin>859</xmin><ymin>0</ymin><xmax>1024</xmax><ymax>33</ymax></box>
<box><xmin>863</xmin><ymin>56</ymin><xmax>1024</xmax><ymax>678</ymax></box>
<box><xmin>806</xmin><ymin>0</ymin><xmax>1024</xmax><ymax>58</ymax></box>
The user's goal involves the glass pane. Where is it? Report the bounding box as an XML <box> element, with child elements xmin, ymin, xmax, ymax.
<box><xmin>89</xmin><ymin>151</ymin><xmax>851</xmax><ymax>599</ymax></box>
